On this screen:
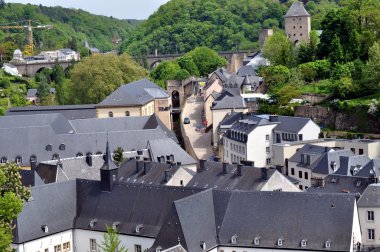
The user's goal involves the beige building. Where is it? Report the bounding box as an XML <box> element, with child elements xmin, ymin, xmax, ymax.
<box><xmin>96</xmin><ymin>79</ymin><xmax>172</xmax><ymax>129</ymax></box>
<box><xmin>285</xmin><ymin>1</ymin><xmax>311</xmax><ymax>44</ymax></box>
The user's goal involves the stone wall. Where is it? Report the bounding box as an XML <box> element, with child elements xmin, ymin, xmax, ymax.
<box><xmin>300</xmin><ymin>93</ymin><xmax>331</xmax><ymax>105</ymax></box>
<box><xmin>294</xmin><ymin>105</ymin><xmax>380</xmax><ymax>134</ymax></box>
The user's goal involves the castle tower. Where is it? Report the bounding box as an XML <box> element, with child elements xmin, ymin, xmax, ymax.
<box><xmin>285</xmin><ymin>1</ymin><xmax>311</xmax><ymax>44</ymax></box>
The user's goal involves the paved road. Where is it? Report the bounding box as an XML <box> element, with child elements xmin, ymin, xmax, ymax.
<box><xmin>182</xmin><ymin>97</ymin><xmax>213</xmax><ymax>160</ymax></box>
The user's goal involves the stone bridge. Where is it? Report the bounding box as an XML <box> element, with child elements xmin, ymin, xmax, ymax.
<box><xmin>143</xmin><ymin>50</ymin><xmax>251</xmax><ymax>73</ymax></box>
<box><xmin>13</xmin><ymin>61</ymin><xmax>73</xmax><ymax>77</ymax></box>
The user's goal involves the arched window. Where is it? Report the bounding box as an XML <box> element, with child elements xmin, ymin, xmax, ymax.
<box><xmin>76</xmin><ymin>152</ymin><xmax>83</xmax><ymax>157</ymax></box>
<box><xmin>108</xmin><ymin>111</ymin><xmax>113</xmax><ymax>118</ymax></box>
<box><xmin>46</xmin><ymin>144</ymin><xmax>52</xmax><ymax>151</ymax></box>
<box><xmin>125</xmin><ymin>111</ymin><xmax>130</xmax><ymax>116</ymax></box>
<box><xmin>52</xmin><ymin>153</ymin><xmax>60</xmax><ymax>160</ymax></box>
<box><xmin>15</xmin><ymin>156</ymin><xmax>22</xmax><ymax>164</ymax></box>
<box><xmin>0</xmin><ymin>157</ymin><xmax>7</xmax><ymax>164</ymax></box>
<box><xmin>59</xmin><ymin>144</ymin><xmax>65</xmax><ymax>151</ymax></box>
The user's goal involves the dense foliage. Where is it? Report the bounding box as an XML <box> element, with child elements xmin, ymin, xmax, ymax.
<box><xmin>151</xmin><ymin>47</ymin><xmax>226</xmax><ymax>88</ymax></box>
<box><xmin>121</xmin><ymin>0</ymin><xmax>337</xmax><ymax>55</ymax></box>
<box><xmin>67</xmin><ymin>53</ymin><xmax>148</xmax><ymax>104</ymax></box>
<box><xmin>0</xmin><ymin>162</ymin><xmax>30</xmax><ymax>252</ymax></box>
<box><xmin>0</xmin><ymin>2</ymin><xmax>140</xmax><ymax>60</ymax></box>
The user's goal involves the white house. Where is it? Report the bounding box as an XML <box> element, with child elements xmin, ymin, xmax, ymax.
<box><xmin>358</xmin><ymin>183</ymin><xmax>380</xmax><ymax>248</ymax></box>
<box><xmin>2</xmin><ymin>63</ymin><xmax>21</xmax><ymax>76</ymax></box>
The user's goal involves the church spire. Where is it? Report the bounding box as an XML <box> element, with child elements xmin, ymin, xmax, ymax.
<box><xmin>102</xmin><ymin>132</ymin><xmax>118</xmax><ymax>171</ymax></box>
<box><xmin>100</xmin><ymin>132</ymin><xmax>118</xmax><ymax>192</ymax></box>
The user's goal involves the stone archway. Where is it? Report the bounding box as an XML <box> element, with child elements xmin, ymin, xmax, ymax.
<box><xmin>172</xmin><ymin>90</ymin><xmax>180</xmax><ymax>108</ymax></box>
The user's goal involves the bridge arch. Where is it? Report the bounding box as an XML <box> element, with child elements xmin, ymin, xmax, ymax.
<box><xmin>36</xmin><ymin>66</ymin><xmax>52</xmax><ymax>74</ymax></box>
<box><xmin>150</xmin><ymin>60</ymin><xmax>161</xmax><ymax>69</ymax></box>
<box><xmin>172</xmin><ymin>90</ymin><xmax>180</xmax><ymax>108</ymax></box>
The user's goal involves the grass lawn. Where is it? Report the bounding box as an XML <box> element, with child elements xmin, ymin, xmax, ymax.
<box><xmin>298</xmin><ymin>80</ymin><xmax>331</xmax><ymax>95</ymax></box>
<box><xmin>343</xmin><ymin>92</ymin><xmax>380</xmax><ymax>106</ymax></box>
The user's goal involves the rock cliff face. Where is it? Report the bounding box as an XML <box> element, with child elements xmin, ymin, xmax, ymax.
<box><xmin>294</xmin><ymin>105</ymin><xmax>380</xmax><ymax>134</ymax></box>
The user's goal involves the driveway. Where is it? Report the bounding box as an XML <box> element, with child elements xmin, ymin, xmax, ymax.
<box><xmin>182</xmin><ymin>96</ymin><xmax>213</xmax><ymax>160</ymax></box>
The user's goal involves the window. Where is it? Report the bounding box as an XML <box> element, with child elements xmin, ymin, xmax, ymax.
<box><xmin>52</xmin><ymin>153</ymin><xmax>59</xmax><ymax>160</ymax></box>
<box><xmin>135</xmin><ymin>244</ymin><xmax>142</xmax><ymax>252</ymax></box>
<box><xmin>266</xmin><ymin>147</ymin><xmax>270</xmax><ymax>154</ymax></box>
<box><xmin>266</xmin><ymin>158</ymin><xmax>271</xmax><ymax>165</ymax></box>
<box><xmin>265</xmin><ymin>134</ymin><xmax>269</xmax><ymax>141</ymax></box>
<box><xmin>291</xmin><ymin>168</ymin><xmax>295</xmax><ymax>175</ymax></box>
<box><xmin>325</xmin><ymin>241</ymin><xmax>331</xmax><ymax>248</ymax></box>
<box><xmin>108</xmin><ymin>111</ymin><xmax>113</xmax><ymax>118</ymax></box>
<box><xmin>45</xmin><ymin>249</ymin><xmax>49</xmax><ymax>252</ymax></box>
<box><xmin>359</xmin><ymin>148</ymin><xmax>364</xmax><ymax>155</ymax></box>
<box><xmin>54</xmin><ymin>245</ymin><xmax>62</xmax><ymax>252</ymax></box>
<box><xmin>368</xmin><ymin>229</ymin><xmax>375</xmax><ymax>240</ymax></box>
<box><xmin>59</xmin><ymin>144</ymin><xmax>65</xmax><ymax>151</ymax></box>
<box><xmin>300</xmin><ymin>26</ymin><xmax>302</xmax><ymax>28</ymax></box>
<box><xmin>46</xmin><ymin>144</ymin><xmax>52</xmax><ymax>151</ymax></box>
<box><xmin>298</xmin><ymin>134</ymin><xmax>303</xmax><ymax>141</ymax></box>
<box><xmin>300</xmin><ymin>33</ymin><xmax>303</xmax><ymax>36</ymax></box>
<box><xmin>90</xmin><ymin>239</ymin><xmax>97</xmax><ymax>252</ymax></box>
<box><xmin>368</xmin><ymin>211</ymin><xmax>374</xmax><ymax>221</ymax></box>
<box><xmin>125</xmin><ymin>111</ymin><xmax>130</xmax><ymax>116</ymax></box>
<box><xmin>301</xmin><ymin>240</ymin><xmax>307</xmax><ymax>247</ymax></box>
<box><xmin>299</xmin><ymin>171</ymin><xmax>303</xmax><ymax>179</ymax></box>
<box><xmin>254</xmin><ymin>237</ymin><xmax>260</xmax><ymax>245</ymax></box>
<box><xmin>242</xmin><ymin>147</ymin><xmax>245</xmax><ymax>154</ymax></box>
<box><xmin>351</xmin><ymin>148</ymin><xmax>355</xmax><ymax>154</ymax></box>
<box><xmin>15</xmin><ymin>156</ymin><xmax>22</xmax><ymax>164</ymax></box>
<box><xmin>63</xmin><ymin>242</ymin><xmax>70</xmax><ymax>252</ymax></box>
<box><xmin>30</xmin><ymin>155</ymin><xmax>37</xmax><ymax>162</ymax></box>
<box><xmin>0</xmin><ymin>157</ymin><xmax>7</xmax><ymax>163</ymax></box>
<box><xmin>293</xmin><ymin>26</ymin><xmax>296</xmax><ymax>29</ymax></box>
<box><xmin>299</xmin><ymin>185</ymin><xmax>303</xmax><ymax>190</ymax></box>
<box><xmin>305</xmin><ymin>172</ymin><xmax>308</xmax><ymax>180</ymax></box>
<box><xmin>277</xmin><ymin>239</ymin><xmax>283</xmax><ymax>246</ymax></box>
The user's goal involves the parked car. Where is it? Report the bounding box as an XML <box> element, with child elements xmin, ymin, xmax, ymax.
<box><xmin>183</xmin><ymin>117</ymin><xmax>190</xmax><ymax>124</ymax></box>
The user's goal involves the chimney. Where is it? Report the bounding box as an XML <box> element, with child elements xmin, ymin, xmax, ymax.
<box><xmin>269</xmin><ymin>115</ymin><xmax>278</xmax><ymax>122</ymax></box>
<box><xmin>199</xmin><ymin>159</ymin><xmax>206</xmax><ymax>172</ymax></box>
<box><xmin>261</xmin><ymin>168</ymin><xmax>268</xmax><ymax>180</ymax></box>
<box><xmin>222</xmin><ymin>162</ymin><xmax>228</xmax><ymax>175</ymax></box>
<box><xmin>237</xmin><ymin>164</ymin><xmax>243</xmax><ymax>176</ymax></box>
<box><xmin>144</xmin><ymin>161</ymin><xmax>151</xmax><ymax>174</ymax></box>
<box><xmin>164</xmin><ymin>170</ymin><xmax>172</xmax><ymax>182</ymax></box>
<box><xmin>241</xmin><ymin>160</ymin><xmax>254</xmax><ymax>166</ymax></box>
<box><xmin>30</xmin><ymin>160</ymin><xmax>37</xmax><ymax>171</ymax></box>
<box><xmin>136</xmin><ymin>160</ymin><xmax>144</xmax><ymax>173</ymax></box>
<box><xmin>160</xmin><ymin>155</ymin><xmax>165</xmax><ymax>163</ymax></box>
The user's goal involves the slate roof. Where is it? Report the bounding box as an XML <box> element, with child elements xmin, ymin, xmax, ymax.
<box><xmin>13</xmin><ymin>180</ymin><xmax>77</xmax><ymax>244</ymax></box>
<box><xmin>307</xmin><ymin>174</ymin><xmax>373</xmax><ymax>195</ymax></box>
<box><xmin>26</xmin><ymin>88</ymin><xmax>55</xmax><ymax>98</ymax></box>
<box><xmin>147</xmin><ymin>138</ymin><xmax>196</xmax><ymax>166</ymax></box>
<box><xmin>285</xmin><ymin>1</ymin><xmax>310</xmax><ymax>17</ymax></box>
<box><xmin>355</xmin><ymin>157</ymin><xmax>380</xmax><ymax>178</ymax></box>
<box><xmin>97</xmin><ymin>78</ymin><xmax>169</xmax><ymax>107</ymax></box>
<box><xmin>186</xmin><ymin>161</ymin><xmax>278</xmax><ymax>191</ymax></box>
<box><xmin>211</xmin><ymin>90</ymin><xmax>246</xmax><ymax>110</ymax></box>
<box><xmin>334</xmin><ymin>155</ymin><xmax>371</xmax><ymax>176</ymax></box>
<box><xmin>0</xmin><ymin>114</ymin><xmax>177</xmax><ymax>167</ymax></box>
<box><xmin>358</xmin><ymin>183</ymin><xmax>380</xmax><ymax>207</ymax></box>
<box><xmin>271</xmin><ymin>115</ymin><xmax>314</xmax><ymax>133</ymax></box>
<box><xmin>6</xmin><ymin>105</ymin><xmax>96</xmax><ymax>120</ymax></box>
<box><xmin>20</xmin><ymin>170</ymin><xmax>44</xmax><ymax>187</ymax></box>
<box><xmin>151</xmin><ymin>190</ymin><xmax>357</xmax><ymax>252</ymax></box>
<box><xmin>117</xmin><ymin>159</ymin><xmax>181</xmax><ymax>185</ymax></box>
<box><xmin>237</xmin><ymin>65</ymin><xmax>256</xmax><ymax>77</ymax></box>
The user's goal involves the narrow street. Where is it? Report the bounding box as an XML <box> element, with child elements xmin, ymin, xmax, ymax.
<box><xmin>181</xmin><ymin>96</ymin><xmax>213</xmax><ymax>160</ymax></box>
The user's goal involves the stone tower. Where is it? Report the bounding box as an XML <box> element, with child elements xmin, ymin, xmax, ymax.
<box><xmin>285</xmin><ymin>1</ymin><xmax>311</xmax><ymax>44</ymax></box>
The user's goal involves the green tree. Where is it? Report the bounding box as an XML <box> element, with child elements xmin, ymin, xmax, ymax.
<box><xmin>112</xmin><ymin>147</ymin><xmax>124</xmax><ymax>166</ymax></box>
<box><xmin>262</xmin><ymin>65</ymin><xmax>291</xmax><ymax>87</ymax></box>
<box><xmin>51</xmin><ymin>64</ymin><xmax>65</xmax><ymax>105</ymax></box>
<box><xmin>186</xmin><ymin>47</ymin><xmax>227</xmax><ymax>76</ymax></box>
<box><xmin>0</xmin><ymin>162</ymin><xmax>30</xmax><ymax>252</ymax></box>
<box><xmin>98</xmin><ymin>226</ymin><xmax>128</xmax><ymax>252</ymax></box>
<box><xmin>363</xmin><ymin>42</ymin><xmax>380</xmax><ymax>90</ymax></box>
<box><xmin>37</xmin><ymin>74</ymin><xmax>51</xmax><ymax>105</ymax></box>
<box><xmin>331</xmin><ymin>77</ymin><xmax>356</xmax><ymax>99</ymax></box>
<box><xmin>68</xmin><ymin>53</ymin><xmax>148</xmax><ymax>104</ymax></box>
<box><xmin>328</xmin><ymin>35</ymin><xmax>345</xmax><ymax>64</ymax></box>
<box><xmin>263</xmin><ymin>32</ymin><xmax>293</xmax><ymax>67</ymax></box>
<box><xmin>176</xmin><ymin>55</ymin><xmax>200</xmax><ymax>76</ymax></box>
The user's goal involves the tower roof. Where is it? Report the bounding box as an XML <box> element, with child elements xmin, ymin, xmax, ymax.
<box><xmin>285</xmin><ymin>1</ymin><xmax>310</xmax><ymax>17</ymax></box>
<box><xmin>101</xmin><ymin>135</ymin><xmax>118</xmax><ymax>170</ymax></box>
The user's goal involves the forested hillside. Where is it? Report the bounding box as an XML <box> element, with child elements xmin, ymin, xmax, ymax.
<box><xmin>0</xmin><ymin>2</ymin><xmax>140</xmax><ymax>61</ymax></box>
<box><xmin>121</xmin><ymin>0</ymin><xmax>337</xmax><ymax>55</ymax></box>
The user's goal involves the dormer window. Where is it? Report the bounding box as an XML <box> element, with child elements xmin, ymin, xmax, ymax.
<box><xmin>277</xmin><ymin>239</ymin><xmax>283</xmax><ymax>246</ymax></box>
<box><xmin>112</xmin><ymin>221</ymin><xmax>120</xmax><ymax>230</ymax></box>
<box><xmin>200</xmin><ymin>241</ymin><xmax>206</xmax><ymax>251</ymax></box>
<box><xmin>254</xmin><ymin>236</ymin><xmax>260</xmax><ymax>245</ymax></box>
<box><xmin>301</xmin><ymin>239</ymin><xmax>307</xmax><ymax>247</ymax></box>
<box><xmin>156</xmin><ymin>246</ymin><xmax>162</xmax><ymax>252</ymax></box>
<box><xmin>325</xmin><ymin>240</ymin><xmax>331</xmax><ymax>248</ymax></box>
<box><xmin>46</xmin><ymin>144</ymin><xmax>52</xmax><ymax>151</ymax></box>
<box><xmin>52</xmin><ymin>153</ymin><xmax>60</xmax><ymax>160</ymax></box>
<box><xmin>135</xmin><ymin>224</ymin><xmax>143</xmax><ymax>233</ymax></box>
<box><xmin>231</xmin><ymin>234</ymin><xmax>238</xmax><ymax>244</ymax></box>
<box><xmin>89</xmin><ymin>219</ymin><xmax>98</xmax><ymax>228</ymax></box>
<box><xmin>0</xmin><ymin>157</ymin><xmax>7</xmax><ymax>163</ymax></box>
<box><xmin>76</xmin><ymin>152</ymin><xmax>83</xmax><ymax>157</ymax></box>
<box><xmin>59</xmin><ymin>144</ymin><xmax>65</xmax><ymax>151</ymax></box>
<box><xmin>15</xmin><ymin>155</ymin><xmax>22</xmax><ymax>164</ymax></box>
<box><xmin>125</xmin><ymin>111</ymin><xmax>130</xmax><ymax>116</ymax></box>
<box><xmin>108</xmin><ymin>111</ymin><xmax>113</xmax><ymax>118</ymax></box>
<box><xmin>41</xmin><ymin>225</ymin><xmax>49</xmax><ymax>233</ymax></box>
